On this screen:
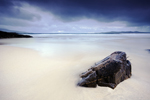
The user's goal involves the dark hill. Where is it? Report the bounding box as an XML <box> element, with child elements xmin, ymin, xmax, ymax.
<box><xmin>0</xmin><ymin>31</ymin><xmax>32</xmax><ymax>39</ymax></box>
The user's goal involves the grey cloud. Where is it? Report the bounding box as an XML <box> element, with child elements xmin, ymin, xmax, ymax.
<box><xmin>24</xmin><ymin>0</ymin><xmax>150</xmax><ymax>26</ymax></box>
<box><xmin>0</xmin><ymin>17</ymin><xmax>31</xmax><ymax>27</ymax></box>
<box><xmin>0</xmin><ymin>0</ymin><xmax>150</xmax><ymax>27</ymax></box>
<box><xmin>0</xmin><ymin>0</ymin><xmax>41</xmax><ymax>21</ymax></box>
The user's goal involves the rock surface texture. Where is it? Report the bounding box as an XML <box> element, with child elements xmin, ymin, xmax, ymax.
<box><xmin>78</xmin><ymin>51</ymin><xmax>132</xmax><ymax>89</ymax></box>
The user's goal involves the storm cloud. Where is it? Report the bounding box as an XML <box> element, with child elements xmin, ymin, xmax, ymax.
<box><xmin>0</xmin><ymin>0</ymin><xmax>150</xmax><ymax>32</ymax></box>
<box><xmin>22</xmin><ymin>0</ymin><xmax>150</xmax><ymax>25</ymax></box>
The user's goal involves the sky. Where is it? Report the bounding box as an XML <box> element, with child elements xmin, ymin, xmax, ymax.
<box><xmin>0</xmin><ymin>0</ymin><xmax>150</xmax><ymax>33</ymax></box>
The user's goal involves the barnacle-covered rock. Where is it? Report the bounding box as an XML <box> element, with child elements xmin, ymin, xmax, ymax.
<box><xmin>78</xmin><ymin>51</ymin><xmax>132</xmax><ymax>89</ymax></box>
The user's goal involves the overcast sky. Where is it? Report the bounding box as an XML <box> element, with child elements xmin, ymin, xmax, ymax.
<box><xmin>0</xmin><ymin>0</ymin><xmax>150</xmax><ymax>33</ymax></box>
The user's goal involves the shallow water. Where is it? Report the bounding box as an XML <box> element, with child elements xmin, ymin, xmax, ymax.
<box><xmin>0</xmin><ymin>34</ymin><xmax>150</xmax><ymax>100</ymax></box>
<box><xmin>1</xmin><ymin>34</ymin><xmax>150</xmax><ymax>57</ymax></box>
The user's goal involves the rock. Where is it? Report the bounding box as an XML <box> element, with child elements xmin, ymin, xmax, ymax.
<box><xmin>0</xmin><ymin>31</ymin><xmax>32</xmax><ymax>38</ymax></box>
<box><xmin>146</xmin><ymin>49</ymin><xmax>150</xmax><ymax>53</ymax></box>
<box><xmin>78</xmin><ymin>51</ymin><xmax>132</xmax><ymax>89</ymax></box>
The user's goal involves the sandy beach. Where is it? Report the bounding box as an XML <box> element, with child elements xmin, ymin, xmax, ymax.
<box><xmin>0</xmin><ymin>34</ymin><xmax>150</xmax><ymax>100</ymax></box>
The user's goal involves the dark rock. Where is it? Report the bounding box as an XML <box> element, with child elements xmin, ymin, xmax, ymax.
<box><xmin>146</xmin><ymin>49</ymin><xmax>150</xmax><ymax>53</ymax></box>
<box><xmin>0</xmin><ymin>31</ymin><xmax>32</xmax><ymax>39</ymax></box>
<box><xmin>78</xmin><ymin>51</ymin><xmax>132</xmax><ymax>89</ymax></box>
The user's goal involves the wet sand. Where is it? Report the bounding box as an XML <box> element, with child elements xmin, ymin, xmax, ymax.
<box><xmin>0</xmin><ymin>34</ymin><xmax>150</xmax><ymax>100</ymax></box>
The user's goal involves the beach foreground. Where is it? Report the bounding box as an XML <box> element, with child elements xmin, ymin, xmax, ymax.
<box><xmin>0</xmin><ymin>34</ymin><xmax>150</xmax><ymax>100</ymax></box>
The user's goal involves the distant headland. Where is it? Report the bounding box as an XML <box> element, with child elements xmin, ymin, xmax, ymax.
<box><xmin>0</xmin><ymin>31</ymin><xmax>32</xmax><ymax>39</ymax></box>
<box><xmin>23</xmin><ymin>31</ymin><xmax>150</xmax><ymax>34</ymax></box>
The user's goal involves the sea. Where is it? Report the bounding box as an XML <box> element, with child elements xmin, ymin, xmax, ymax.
<box><xmin>0</xmin><ymin>33</ymin><xmax>150</xmax><ymax>57</ymax></box>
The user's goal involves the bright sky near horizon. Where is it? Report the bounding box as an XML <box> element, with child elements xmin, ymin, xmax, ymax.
<box><xmin>0</xmin><ymin>0</ymin><xmax>150</xmax><ymax>33</ymax></box>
